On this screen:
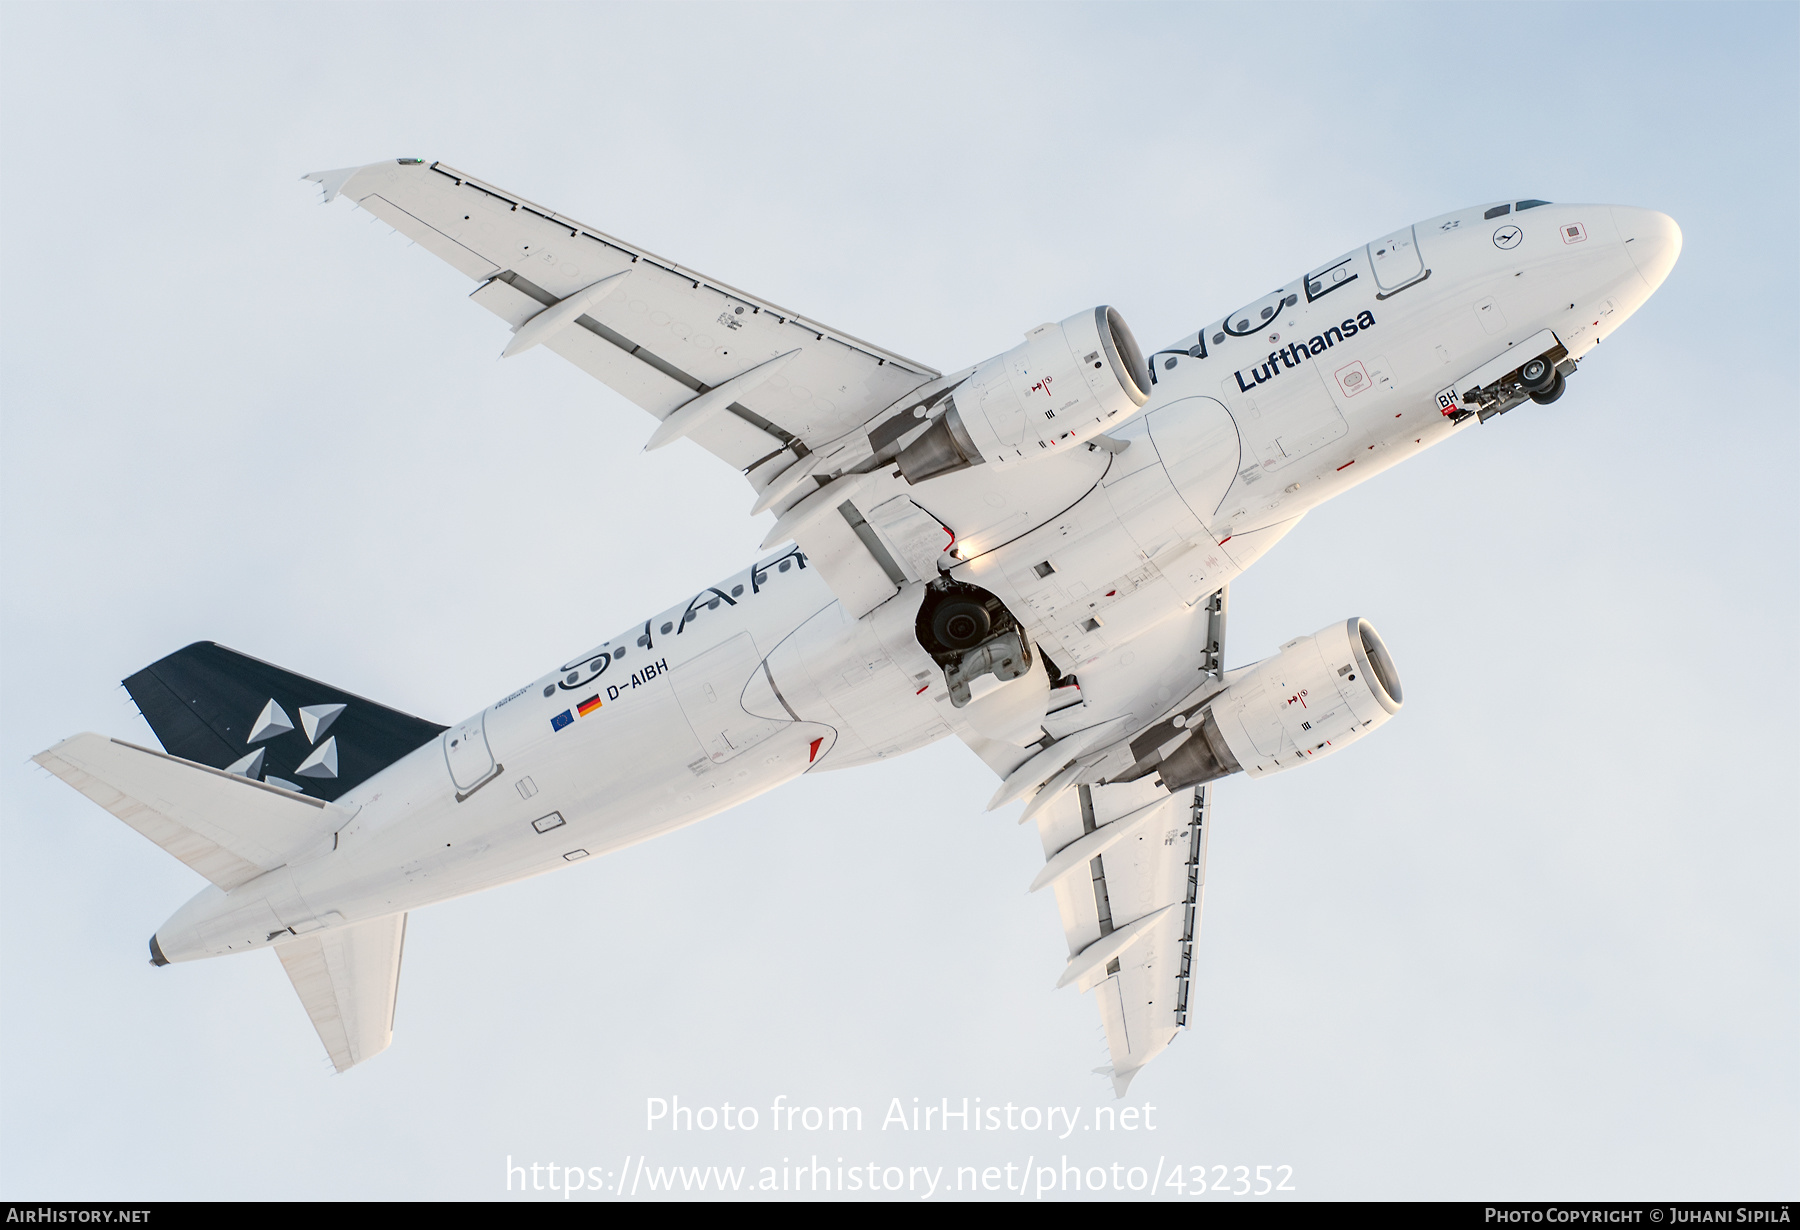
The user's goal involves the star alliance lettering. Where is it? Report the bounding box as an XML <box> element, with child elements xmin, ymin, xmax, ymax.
<box><xmin>1235</xmin><ymin>309</ymin><xmax>1378</xmax><ymax>392</ymax></box>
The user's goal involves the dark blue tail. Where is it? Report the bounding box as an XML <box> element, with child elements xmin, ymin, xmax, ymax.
<box><xmin>123</xmin><ymin>642</ymin><xmax>445</xmax><ymax>802</ymax></box>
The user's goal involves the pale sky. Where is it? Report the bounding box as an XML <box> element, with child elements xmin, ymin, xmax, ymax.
<box><xmin>1</xmin><ymin>1</ymin><xmax>1794</xmax><ymax>1200</ymax></box>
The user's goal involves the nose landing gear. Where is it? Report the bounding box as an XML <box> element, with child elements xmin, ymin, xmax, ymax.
<box><xmin>1520</xmin><ymin>356</ymin><xmax>1556</xmax><ymax>394</ymax></box>
<box><xmin>1448</xmin><ymin>340</ymin><xmax>1576</xmax><ymax>423</ymax></box>
<box><xmin>1520</xmin><ymin>356</ymin><xmax>1567</xmax><ymax>403</ymax></box>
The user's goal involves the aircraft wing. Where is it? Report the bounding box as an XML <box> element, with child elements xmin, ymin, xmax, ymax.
<box><xmin>307</xmin><ymin>159</ymin><xmax>942</xmax><ymax>616</ymax></box>
<box><xmin>1027</xmin><ymin>776</ymin><xmax>1213</xmax><ymax>1097</ymax></box>
<box><xmin>986</xmin><ymin>584</ymin><xmax>1229</xmax><ymax>1095</ymax></box>
<box><xmin>276</xmin><ymin>913</ymin><xmax>407</xmax><ymax>1073</ymax></box>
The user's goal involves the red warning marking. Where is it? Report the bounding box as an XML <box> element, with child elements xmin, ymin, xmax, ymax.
<box><xmin>1337</xmin><ymin>460</ymin><xmax>1355</xmax><ymax>471</ymax></box>
<box><xmin>915</xmin><ymin>684</ymin><xmax>928</xmax><ymax>695</ymax></box>
<box><xmin>808</xmin><ymin>737</ymin><xmax>823</xmax><ymax>763</ymax></box>
<box><xmin>1105</xmin><ymin>589</ymin><xmax>1117</xmax><ymax>597</ymax></box>
<box><xmin>1219</xmin><ymin>536</ymin><xmax>1231</xmax><ymax>544</ymax></box>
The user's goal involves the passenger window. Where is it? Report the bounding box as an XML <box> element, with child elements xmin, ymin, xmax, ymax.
<box><xmin>1484</xmin><ymin>204</ymin><xmax>1512</xmax><ymax>220</ymax></box>
<box><xmin>1219</xmin><ymin>289</ymin><xmax>1297</xmax><ymax>338</ymax></box>
<box><xmin>1516</xmin><ymin>199</ymin><xmax>1552</xmax><ymax>210</ymax></box>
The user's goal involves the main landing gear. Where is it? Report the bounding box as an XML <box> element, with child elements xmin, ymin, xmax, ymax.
<box><xmin>915</xmin><ymin>580</ymin><xmax>1033</xmax><ymax>708</ymax></box>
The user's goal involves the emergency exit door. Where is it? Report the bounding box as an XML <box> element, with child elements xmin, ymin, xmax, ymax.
<box><xmin>444</xmin><ymin>711</ymin><xmax>496</xmax><ymax>794</ymax></box>
<box><xmin>1367</xmin><ymin>226</ymin><xmax>1425</xmax><ymax>293</ymax></box>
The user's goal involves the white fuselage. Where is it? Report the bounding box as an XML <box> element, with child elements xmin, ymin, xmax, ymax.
<box><xmin>154</xmin><ymin>201</ymin><xmax>1679</xmax><ymax>962</ymax></box>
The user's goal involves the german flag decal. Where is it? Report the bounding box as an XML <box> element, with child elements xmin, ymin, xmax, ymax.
<box><xmin>577</xmin><ymin>695</ymin><xmax>602</xmax><ymax>717</ymax></box>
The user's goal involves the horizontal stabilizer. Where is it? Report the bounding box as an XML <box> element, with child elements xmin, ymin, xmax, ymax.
<box><xmin>33</xmin><ymin>734</ymin><xmax>344</xmax><ymax>891</ymax></box>
<box><xmin>123</xmin><ymin>642</ymin><xmax>444</xmax><ymax>802</ymax></box>
<box><xmin>277</xmin><ymin>913</ymin><xmax>407</xmax><ymax>1072</ymax></box>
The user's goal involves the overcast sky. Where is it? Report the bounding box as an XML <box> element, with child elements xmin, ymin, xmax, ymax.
<box><xmin>2</xmin><ymin>1</ymin><xmax>1794</xmax><ymax>1202</ymax></box>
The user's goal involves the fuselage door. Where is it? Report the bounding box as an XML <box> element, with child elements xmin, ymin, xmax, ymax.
<box><xmin>444</xmin><ymin>711</ymin><xmax>496</xmax><ymax>792</ymax></box>
<box><xmin>1367</xmin><ymin>226</ymin><xmax>1425</xmax><ymax>293</ymax></box>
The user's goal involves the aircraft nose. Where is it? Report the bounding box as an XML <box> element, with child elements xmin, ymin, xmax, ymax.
<box><xmin>1610</xmin><ymin>206</ymin><xmax>1682</xmax><ymax>291</ymax></box>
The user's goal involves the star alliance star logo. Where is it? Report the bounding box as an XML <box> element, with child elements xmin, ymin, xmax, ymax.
<box><xmin>223</xmin><ymin>699</ymin><xmax>346</xmax><ymax>791</ymax></box>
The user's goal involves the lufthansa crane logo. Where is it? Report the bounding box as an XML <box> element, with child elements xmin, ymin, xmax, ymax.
<box><xmin>1492</xmin><ymin>225</ymin><xmax>1523</xmax><ymax>250</ymax></box>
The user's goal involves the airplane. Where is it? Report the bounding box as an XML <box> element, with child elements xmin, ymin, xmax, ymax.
<box><xmin>34</xmin><ymin>161</ymin><xmax>1680</xmax><ymax>1092</ymax></box>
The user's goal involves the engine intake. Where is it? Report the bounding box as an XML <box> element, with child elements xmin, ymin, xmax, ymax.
<box><xmin>895</xmin><ymin>306</ymin><xmax>1149</xmax><ymax>483</ymax></box>
<box><xmin>1125</xmin><ymin>617</ymin><xmax>1403</xmax><ymax>791</ymax></box>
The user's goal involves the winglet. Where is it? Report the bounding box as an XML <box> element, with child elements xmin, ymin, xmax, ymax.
<box><xmin>1094</xmin><ymin>1065</ymin><xmax>1140</xmax><ymax>1099</ymax></box>
<box><xmin>302</xmin><ymin>166</ymin><xmax>365</xmax><ymax>204</ymax></box>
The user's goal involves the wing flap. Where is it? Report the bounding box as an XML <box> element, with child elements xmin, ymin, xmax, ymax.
<box><xmin>470</xmin><ymin>275</ymin><xmax>764</xmax><ymax>460</ymax></box>
<box><xmin>469</xmin><ymin>274</ymin><xmax>694</xmax><ymax>414</ymax></box>
<box><xmin>33</xmin><ymin>734</ymin><xmax>343</xmax><ymax>891</ymax></box>
<box><xmin>541</xmin><ymin>325</ymin><xmax>788</xmax><ymax>468</ymax></box>
<box><xmin>467</xmin><ymin>264</ymin><xmax>819</xmax><ymax>468</ymax></box>
<box><xmin>276</xmin><ymin>913</ymin><xmax>407</xmax><ymax>1073</ymax></box>
<box><xmin>467</xmin><ymin>275</ymin><xmax>542</xmax><ymax>330</ymax></box>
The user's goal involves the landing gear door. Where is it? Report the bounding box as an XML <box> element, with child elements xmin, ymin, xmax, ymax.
<box><xmin>444</xmin><ymin>711</ymin><xmax>496</xmax><ymax>793</ymax></box>
<box><xmin>1367</xmin><ymin>226</ymin><xmax>1425</xmax><ymax>293</ymax></box>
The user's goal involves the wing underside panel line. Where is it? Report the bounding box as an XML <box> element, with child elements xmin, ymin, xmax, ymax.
<box><xmin>491</xmin><ymin>269</ymin><xmax>798</xmax><ymax>450</ymax></box>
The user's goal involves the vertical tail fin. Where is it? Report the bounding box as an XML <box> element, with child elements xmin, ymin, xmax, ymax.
<box><xmin>123</xmin><ymin>641</ymin><xmax>445</xmax><ymax>802</ymax></box>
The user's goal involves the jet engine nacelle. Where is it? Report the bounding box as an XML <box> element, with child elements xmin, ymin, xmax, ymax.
<box><xmin>1133</xmin><ymin>617</ymin><xmax>1404</xmax><ymax>792</ymax></box>
<box><xmin>897</xmin><ymin>307</ymin><xmax>1150</xmax><ymax>482</ymax></box>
